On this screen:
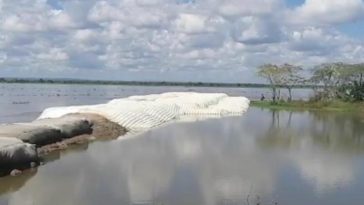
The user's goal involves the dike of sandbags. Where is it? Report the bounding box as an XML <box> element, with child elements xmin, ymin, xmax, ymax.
<box><xmin>0</xmin><ymin>115</ymin><xmax>96</xmax><ymax>147</ymax></box>
<box><xmin>0</xmin><ymin>114</ymin><xmax>126</xmax><ymax>177</ymax></box>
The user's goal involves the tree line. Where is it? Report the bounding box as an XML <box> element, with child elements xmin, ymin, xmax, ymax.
<box><xmin>0</xmin><ymin>77</ymin><xmax>318</xmax><ymax>88</ymax></box>
<box><xmin>257</xmin><ymin>62</ymin><xmax>364</xmax><ymax>102</ymax></box>
<box><xmin>0</xmin><ymin>77</ymin><xmax>271</xmax><ymax>88</ymax></box>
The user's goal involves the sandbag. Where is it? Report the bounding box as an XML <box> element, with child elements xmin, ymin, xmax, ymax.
<box><xmin>0</xmin><ymin>140</ymin><xmax>38</xmax><ymax>176</ymax></box>
<box><xmin>0</xmin><ymin>124</ymin><xmax>63</xmax><ymax>147</ymax></box>
<box><xmin>32</xmin><ymin>115</ymin><xmax>93</xmax><ymax>139</ymax></box>
<box><xmin>18</xmin><ymin>128</ymin><xmax>62</xmax><ymax>147</ymax></box>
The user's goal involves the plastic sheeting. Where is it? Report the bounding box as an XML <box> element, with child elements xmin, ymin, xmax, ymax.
<box><xmin>38</xmin><ymin>92</ymin><xmax>250</xmax><ymax>131</ymax></box>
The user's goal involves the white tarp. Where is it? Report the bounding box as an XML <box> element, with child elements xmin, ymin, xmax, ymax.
<box><xmin>38</xmin><ymin>92</ymin><xmax>250</xmax><ymax>131</ymax></box>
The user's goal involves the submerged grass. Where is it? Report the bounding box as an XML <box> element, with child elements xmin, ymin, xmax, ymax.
<box><xmin>251</xmin><ymin>100</ymin><xmax>364</xmax><ymax>112</ymax></box>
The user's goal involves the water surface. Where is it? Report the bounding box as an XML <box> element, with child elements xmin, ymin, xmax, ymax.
<box><xmin>0</xmin><ymin>84</ymin><xmax>363</xmax><ymax>205</ymax></box>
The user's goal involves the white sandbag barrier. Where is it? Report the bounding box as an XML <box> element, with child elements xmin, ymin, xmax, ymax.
<box><xmin>38</xmin><ymin>92</ymin><xmax>250</xmax><ymax>131</ymax></box>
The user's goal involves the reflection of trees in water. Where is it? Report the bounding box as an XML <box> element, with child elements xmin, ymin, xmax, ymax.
<box><xmin>309</xmin><ymin>112</ymin><xmax>364</xmax><ymax>151</ymax></box>
<box><xmin>259</xmin><ymin>110</ymin><xmax>302</xmax><ymax>149</ymax></box>
<box><xmin>257</xmin><ymin>109</ymin><xmax>363</xmax><ymax>193</ymax></box>
<box><xmin>259</xmin><ymin>109</ymin><xmax>364</xmax><ymax>153</ymax></box>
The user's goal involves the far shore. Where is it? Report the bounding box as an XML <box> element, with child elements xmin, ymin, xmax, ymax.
<box><xmin>0</xmin><ymin>77</ymin><xmax>316</xmax><ymax>88</ymax></box>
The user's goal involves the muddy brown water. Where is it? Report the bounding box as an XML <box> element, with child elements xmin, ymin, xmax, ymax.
<box><xmin>1</xmin><ymin>84</ymin><xmax>364</xmax><ymax>205</ymax></box>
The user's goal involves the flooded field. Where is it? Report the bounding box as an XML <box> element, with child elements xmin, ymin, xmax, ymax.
<box><xmin>1</xmin><ymin>84</ymin><xmax>363</xmax><ymax>205</ymax></box>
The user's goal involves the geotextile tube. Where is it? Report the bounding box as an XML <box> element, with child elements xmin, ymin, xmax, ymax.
<box><xmin>39</xmin><ymin>92</ymin><xmax>250</xmax><ymax>131</ymax></box>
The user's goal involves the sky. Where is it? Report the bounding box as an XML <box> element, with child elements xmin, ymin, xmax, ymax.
<box><xmin>0</xmin><ymin>0</ymin><xmax>364</xmax><ymax>83</ymax></box>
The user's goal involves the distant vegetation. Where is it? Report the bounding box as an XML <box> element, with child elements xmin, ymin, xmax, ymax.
<box><xmin>0</xmin><ymin>77</ymin><xmax>311</xmax><ymax>88</ymax></box>
<box><xmin>256</xmin><ymin>62</ymin><xmax>364</xmax><ymax>111</ymax></box>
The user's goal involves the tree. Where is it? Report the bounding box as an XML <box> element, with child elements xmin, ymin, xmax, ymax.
<box><xmin>257</xmin><ymin>64</ymin><xmax>285</xmax><ymax>102</ymax></box>
<box><xmin>311</xmin><ymin>62</ymin><xmax>364</xmax><ymax>101</ymax></box>
<box><xmin>278</xmin><ymin>64</ymin><xmax>304</xmax><ymax>102</ymax></box>
<box><xmin>337</xmin><ymin>63</ymin><xmax>364</xmax><ymax>101</ymax></box>
<box><xmin>310</xmin><ymin>62</ymin><xmax>343</xmax><ymax>100</ymax></box>
<box><xmin>257</xmin><ymin>64</ymin><xmax>304</xmax><ymax>102</ymax></box>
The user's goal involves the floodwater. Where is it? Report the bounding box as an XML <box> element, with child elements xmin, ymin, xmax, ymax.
<box><xmin>1</xmin><ymin>84</ymin><xmax>364</xmax><ymax>205</ymax></box>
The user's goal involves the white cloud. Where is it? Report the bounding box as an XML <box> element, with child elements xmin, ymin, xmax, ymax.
<box><xmin>0</xmin><ymin>52</ymin><xmax>7</xmax><ymax>64</ymax></box>
<box><xmin>174</xmin><ymin>13</ymin><xmax>209</xmax><ymax>34</ymax></box>
<box><xmin>88</xmin><ymin>1</ymin><xmax>121</xmax><ymax>22</ymax></box>
<box><xmin>73</xmin><ymin>29</ymin><xmax>97</xmax><ymax>42</ymax></box>
<box><xmin>289</xmin><ymin>0</ymin><xmax>364</xmax><ymax>25</ymax></box>
<box><xmin>232</xmin><ymin>16</ymin><xmax>283</xmax><ymax>45</ymax></box>
<box><xmin>1</xmin><ymin>15</ymin><xmax>46</xmax><ymax>32</ymax></box>
<box><xmin>0</xmin><ymin>0</ymin><xmax>364</xmax><ymax>82</ymax></box>
<box><xmin>289</xmin><ymin>27</ymin><xmax>341</xmax><ymax>53</ymax></box>
<box><xmin>37</xmin><ymin>48</ymin><xmax>69</xmax><ymax>61</ymax></box>
<box><xmin>217</xmin><ymin>0</ymin><xmax>282</xmax><ymax>18</ymax></box>
<box><xmin>49</xmin><ymin>10</ymin><xmax>77</xmax><ymax>30</ymax></box>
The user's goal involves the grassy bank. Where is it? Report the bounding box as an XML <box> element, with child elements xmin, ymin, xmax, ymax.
<box><xmin>251</xmin><ymin>100</ymin><xmax>364</xmax><ymax>112</ymax></box>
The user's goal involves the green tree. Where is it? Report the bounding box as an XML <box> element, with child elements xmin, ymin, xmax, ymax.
<box><xmin>311</xmin><ymin>62</ymin><xmax>364</xmax><ymax>101</ymax></box>
<box><xmin>258</xmin><ymin>64</ymin><xmax>304</xmax><ymax>102</ymax></box>
<box><xmin>257</xmin><ymin>64</ymin><xmax>285</xmax><ymax>102</ymax></box>
<box><xmin>310</xmin><ymin>62</ymin><xmax>343</xmax><ymax>100</ymax></box>
<box><xmin>278</xmin><ymin>64</ymin><xmax>304</xmax><ymax>102</ymax></box>
<box><xmin>337</xmin><ymin>63</ymin><xmax>364</xmax><ymax>101</ymax></box>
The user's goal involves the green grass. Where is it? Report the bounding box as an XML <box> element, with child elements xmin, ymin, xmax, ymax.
<box><xmin>251</xmin><ymin>100</ymin><xmax>364</xmax><ymax>112</ymax></box>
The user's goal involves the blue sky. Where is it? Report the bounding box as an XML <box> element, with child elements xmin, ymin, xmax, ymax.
<box><xmin>286</xmin><ymin>0</ymin><xmax>305</xmax><ymax>7</ymax></box>
<box><xmin>339</xmin><ymin>21</ymin><xmax>364</xmax><ymax>40</ymax></box>
<box><xmin>0</xmin><ymin>0</ymin><xmax>364</xmax><ymax>83</ymax></box>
